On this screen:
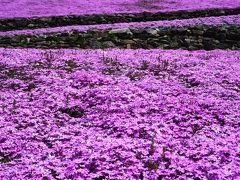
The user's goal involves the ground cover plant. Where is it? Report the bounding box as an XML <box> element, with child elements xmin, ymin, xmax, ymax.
<box><xmin>0</xmin><ymin>48</ymin><xmax>239</xmax><ymax>179</ymax></box>
<box><xmin>1</xmin><ymin>0</ymin><xmax>240</xmax><ymax>19</ymax></box>
<box><xmin>0</xmin><ymin>0</ymin><xmax>240</xmax><ymax>179</ymax></box>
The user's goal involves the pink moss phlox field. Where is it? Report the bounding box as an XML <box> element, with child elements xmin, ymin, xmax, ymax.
<box><xmin>0</xmin><ymin>48</ymin><xmax>239</xmax><ymax>179</ymax></box>
<box><xmin>0</xmin><ymin>0</ymin><xmax>240</xmax><ymax>19</ymax></box>
<box><xmin>0</xmin><ymin>15</ymin><xmax>239</xmax><ymax>37</ymax></box>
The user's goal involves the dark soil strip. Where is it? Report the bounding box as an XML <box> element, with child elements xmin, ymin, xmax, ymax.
<box><xmin>0</xmin><ymin>7</ymin><xmax>240</xmax><ymax>32</ymax></box>
<box><xmin>0</xmin><ymin>25</ymin><xmax>239</xmax><ymax>50</ymax></box>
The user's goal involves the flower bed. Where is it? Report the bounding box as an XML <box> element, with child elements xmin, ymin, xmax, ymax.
<box><xmin>1</xmin><ymin>15</ymin><xmax>239</xmax><ymax>37</ymax></box>
<box><xmin>1</xmin><ymin>7</ymin><xmax>240</xmax><ymax>32</ymax></box>
<box><xmin>0</xmin><ymin>48</ymin><xmax>239</xmax><ymax>179</ymax></box>
<box><xmin>1</xmin><ymin>0</ymin><xmax>240</xmax><ymax>19</ymax></box>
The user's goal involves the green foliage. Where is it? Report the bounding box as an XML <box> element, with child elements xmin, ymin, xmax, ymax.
<box><xmin>102</xmin><ymin>67</ymin><xmax>120</xmax><ymax>75</ymax></box>
<box><xmin>145</xmin><ymin>160</ymin><xmax>159</xmax><ymax>170</ymax></box>
<box><xmin>102</xmin><ymin>56</ymin><xmax>120</xmax><ymax>66</ymax></box>
<box><xmin>139</xmin><ymin>60</ymin><xmax>149</xmax><ymax>70</ymax></box>
<box><xmin>0</xmin><ymin>157</ymin><xmax>10</xmax><ymax>164</ymax></box>
<box><xmin>23</xmin><ymin>83</ymin><xmax>36</xmax><ymax>92</ymax></box>
<box><xmin>65</xmin><ymin>59</ymin><xmax>77</xmax><ymax>72</ymax></box>
<box><xmin>65</xmin><ymin>94</ymin><xmax>70</xmax><ymax>106</ymax></box>
<box><xmin>2</xmin><ymin>104</ymin><xmax>6</xmax><ymax>113</ymax></box>
<box><xmin>162</xmin><ymin>146</ymin><xmax>167</xmax><ymax>159</ymax></box>
<box><xmin>6</xmin><ymin>69</ymin><xmax>18</xmax><ymax>78</ymax></box>
<box><xmin>149</xmin><ymin>136</ymin><xmax>156</xmax><ymax>156</ymax></box>
<box><xmin>0</xmin><ymin>152</ymin><xmax>11</xmax><ymax>164</ymax></box>
<box><xmin>11</xmin><ymin>99</ymin><xmax>17</xmax><ymax>114</ymax></box>
<box><xmin>32</xmin><ymin>61</ymin><xmax>44</xmax><ymax>69</ymax></box>
<box><xmin>135</xmin><ymin>152</ymin><xmax>142</xmax><ymax>160</ymax></box>
<box><xmin>42</xmin><ymin>50</ymin><xmax>55</xmax><ymax>68</ymax></box>
<box><xmin>126</xmin><ymin>71</ymin><xmax>143</xmax><ymax>81</ymax></box>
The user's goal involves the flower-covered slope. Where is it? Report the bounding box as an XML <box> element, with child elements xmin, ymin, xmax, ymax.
<box><xmin>1</xmin><ymin>0</ymin><xmax>240</xmax><ymax>19</ymax></box>
<box><xmin>0</xmin><ymin>48</ymin><xmax>239</xmax><ymax>179</ymax></box>
<box><xmin>0</xmin><ymin>15</ymin><xmax>239</xmax><ymax>37</ymax></box>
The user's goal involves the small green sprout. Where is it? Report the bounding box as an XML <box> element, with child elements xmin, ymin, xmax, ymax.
<box><xmin>0</xmin><ymin>157</ymin><xmax>10</xmax><ymax>164</ymax></box>
<box><xmin>11</xmin><ymin>99</ymin><xmax>17</xmax><ymax>114</ymax></box>
<box><xmin>42</xmin><ymin>50</ymin><xmax>55</xmax><ymax>68</ymax></box>
<box><xmin>140</xmin><ymin>60</ymin><xmax>149</xmax><ymax>70</ymax></box>
<box><xmin>162</xmin><ymin>146</ymin><xmax>167</xmax><ymax>159</ymax></box>
<box><xmin>6</xmin><ymin>69</ymin><xmax>17</xmax><ymax>78</ymax></box>
<box><xmin>65</xmin><ymin>94</ymin><xmax>70</xmax><ymax>106</ymax></box>
<box><xmin>102</xmin><ymin>54</ymin><xmax>119</xmax><ymax>66</ymax></box>
<box><xmin>65</xmin><ymin>60</ymin><xmax>77</xmax><ymax>72</ymax></box>
<box><xmin>2</xmin><ymin>104</ymin><xmax>6</xmax><ymax>113</ymax></box>
<box><xmin>126</xmin><ymin>71</ymin><xmax>143</xmax><ymax>81</ymax></box>
<box><xmin>135</xmin><ymin>152</ymin><xmax>142</xmax><ymax>160</ymax></box>
<box><xmin>162</xmin><ymin>60</ymin><xmax>169</xmax><ymax>71</ymax></box>
<box><xmin>145</xmin><ymin>160</ymin><xmax>159</xmax><ymax>170</ymax></box>
<box><xmin>149</xmin><ymin>136</ymin><xmax>156</xmax><ymax>156</ymax></box>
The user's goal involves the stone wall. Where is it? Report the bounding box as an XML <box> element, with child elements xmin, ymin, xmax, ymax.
<box><xmin>0</xmin><ymin>8</ymin><xmax>240</xmax><ymax>31</ymax></box>
<box><xmin>0</xmin><ymin>25</ymin><xmax>239</xmax><ymax>50</ymax></box>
